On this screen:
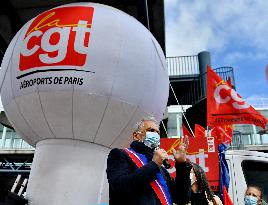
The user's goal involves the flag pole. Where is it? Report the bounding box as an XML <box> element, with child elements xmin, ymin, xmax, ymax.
<box><xmin>169</xmin><ymin>83</ymin><xmax>195</xmax><ymax>137</ymax></box>
<box><xmin>161</xmin><ymin>120</ymin><xmax>168</xmax><ymax>137</ymax></box>
<box><xmin>206</xmin><ymin>126</ymin><xmax>210</xmax><ymax>137</ymax></box>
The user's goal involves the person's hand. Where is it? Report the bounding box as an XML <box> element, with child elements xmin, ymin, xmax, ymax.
<box><xmin>172</xmin><ymin>135</ymin><xmax>189</xmax><ymax>163</ymax></box>
<box><xmin>152</xmin><ymin>148</ymin><xmax>169</xmax><ymax>167</ymax></box>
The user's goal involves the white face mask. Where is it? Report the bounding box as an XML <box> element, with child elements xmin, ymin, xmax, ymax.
<box><xmin>244</xmin><ymin>195</ymin><xmax>258</xmax><ymax>205</ymax></box>
<box><xmin>143</xmin><ymin>131</ymin><xmax>160</xmax><ymax>148</ymax></box>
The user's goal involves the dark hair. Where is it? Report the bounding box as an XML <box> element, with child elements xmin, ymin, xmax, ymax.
<box><xmin>247</xmin><ymin>185</ymin><xmax>263</xmax><ymax>200</ymax></box>
<box><xmin>191</xmin><ymin>163</ymin><xmax>216</xmax><ymax>204</ymax></box>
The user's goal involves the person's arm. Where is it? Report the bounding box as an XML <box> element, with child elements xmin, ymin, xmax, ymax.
<box><xmin>106</xmin><ymin>148</ymin><xmax>159</xmax><ymax>195</ymax></box>
<box><xmin>161</xmin><ymin>161</ymin><xmax>192</xmax><ymax>204</ymax></box>
<box><xmin>170</xmin><ymin>137</ymin><xmax>192</xmax><ymax>204</ymax></box>
<box><xmin>174</xmin><ymin>161</ymin><xmax>192</xmax><ymax>205</ymax></box>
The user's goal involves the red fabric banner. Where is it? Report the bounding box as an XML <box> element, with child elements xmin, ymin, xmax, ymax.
<box><xmin>194</xmin><ymin>124</ymin><xmax>205</xmax><ymax>138</ymax></box>
<box><xmin>211</xmin><ymin>125</ymin><xmax>233</xmax><ymax>144</ymax></box>
<box><xmin>207</xmin><ymin>66</ymin><xmax>267</xmax><ymax>129</ymax></box>
<box><xmin>160</xmin><ymin>137</ymin><xmax>220</xmax><ymax>192</ymax></box>
<box><xmin>182</xmin><ymin>123</ymin><xmax>194</xmax><ymax>138</ymax></box>
<box><xmin>194</xmin><ymin>123</ymin><xmax>233</xmax><ymax>144</ymax></box>
<box><xmin>223</xmin><ymin>186</ymin><xmax>233</xmax><ymax>205</ymax></box>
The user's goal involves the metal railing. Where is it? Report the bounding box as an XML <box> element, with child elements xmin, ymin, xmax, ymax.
<box><xmin>170</xmin><ymin>65</ymin><xmax>235</xmax><ymax>106</ymax></box>
<box><xmin>166</xmin><ymin>55</ymin><xmax>235</xmax><ymax>84</ymax></box>
<box><xmin>167</xmin><ymin>54</ymin><xmax>236</xmax><ymax>105</ymax></box>
<box><xmin>0</xmin><ymin>159</ymin><xmax>32</xmax><ymax>173</ymax></box>
<box><xmin>231</xmin><ymin>133</ymin><xmax>268</xmax><ymax>149</ymax></box>
<box><xmin>167</xmin><ymin>56</ymin><xmax>199</xmax><ymax>76</ymax></box>
<box><xmin>213</xmin><ymin>67</ymin><xmax>236</xmax><ymax>88</ymax></box>
<box><xmin>176</xmin><ymin>76</ymin><xmax>205</xmax><ymax>105</ymax></box>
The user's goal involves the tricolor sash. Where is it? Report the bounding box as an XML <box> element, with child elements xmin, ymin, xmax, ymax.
<box><xmin>124</xmin><ymin>148</ymin><xmax>172</xmax><ymax>205</ymax></box>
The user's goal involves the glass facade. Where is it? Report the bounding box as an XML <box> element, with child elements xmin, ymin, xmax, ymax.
<box><xmin>231</xmin><ymin>109</ymin><xmax>268</xmax><ymax>148</ymax></box>
<box><xmin>166</xmin><ymin>105</ymin><xmax>191</xmax><ymax>138</ymax></box>
<box><xmin>0</xmin><ymin>124</ymin><xmax>33</xmax><ymax>150</ymax></box>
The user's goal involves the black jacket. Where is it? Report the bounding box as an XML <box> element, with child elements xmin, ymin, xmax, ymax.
<box><xmin>176</xmin><ymin>161</ymin><xmax>213</xmax><ymax>205</ymax></box>
<box><xmin>106</xmin><ymin>141</ymin><xmax>192</xmax><ymax>205</ymax></box>
<box><xmin>190</xmin><ymin>191</ymin><xmax>211</xmax><ymax>205</ymax></box>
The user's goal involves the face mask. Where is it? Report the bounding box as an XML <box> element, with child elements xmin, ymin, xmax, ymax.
<box><xmin>143</xmin><ymin>132</ymin><xmax>160</xmax><ymax>148</ymax></box>
<box><xmin>244</xmin><ymin>195</ymin><xmax>258</xmax><ymax>205</ymax></box>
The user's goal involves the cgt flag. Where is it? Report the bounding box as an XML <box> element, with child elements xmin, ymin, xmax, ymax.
<box><xmin>211</xmin><ymin>125</ymin><xmax>233</xmax><ymax>144</ymax></box>
<box><xmin>207</xmin><ymin>66</ymin><xmax>267</xmax><ymax>129</ymax></box>
<box><xmin>195</xmin><ymin>124</ymin><xmax>233</xmax><ymax>144</ymax></box>
<box><xmin>194</xmin><ymin>124</ymin><xmax>205</xmax><ymax>138</ymax></box>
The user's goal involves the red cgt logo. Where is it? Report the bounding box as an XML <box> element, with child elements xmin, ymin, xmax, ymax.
<box><xmin>214</xmin><ymin>83</ymin><xmax>250</xmax><ymax>110</ymax></box>
<box><xmin>19</xmin><ymin>6</ymin><xmax>94</xmax><ymax>71</ymax></box>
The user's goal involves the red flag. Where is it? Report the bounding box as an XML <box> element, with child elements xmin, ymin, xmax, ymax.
<box><xmin>194</xmin><ymin>124</ymin><xmax>205</xmax><ymax>138</ymax></box>
<box><xmin>207</xmin><ymin>66</ymin><xmax>267</xmax><ymax>129</ymax></box>
<box><xmin>223</xmin><ymin>186</ymin><xmax>233</xmax><ymax>205</ymax></box>
<box><xmin>211</xmin><ymin>125</ymin><xmax>233</xmax><ymax>144</ymax></box>
<box><xmin>182</xmin><ymin>123</ymin><xmax>194</xmax><ymax>138</ymax></box>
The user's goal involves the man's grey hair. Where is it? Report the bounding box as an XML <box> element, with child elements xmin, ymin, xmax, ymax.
<box><xmin>133</xmin><ymin>116</ymin><xmax>158</xmax><ymax>133</ymax></box>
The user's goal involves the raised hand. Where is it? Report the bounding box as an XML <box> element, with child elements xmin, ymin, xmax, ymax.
<box><xmin>172</xmin><ymin>135</ymin><xmax>189</xmax><ymax>163</ymax></box>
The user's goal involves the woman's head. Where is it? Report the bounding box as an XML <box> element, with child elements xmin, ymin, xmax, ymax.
<box><xmin>245</xmin><ymin>186</ymin><xmax>262</xmax><ymax>205</ymax></box>
<box><xmin>191</xmin><ymin>163</ymin><xmax>214</xmax><ymax>201</ymax></box>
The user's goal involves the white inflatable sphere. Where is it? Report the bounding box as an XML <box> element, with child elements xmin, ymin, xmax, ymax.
<box><xmin>0</xmin><ymin>3</ymin><xmax>169</xmax><ymax>148</ymax></box>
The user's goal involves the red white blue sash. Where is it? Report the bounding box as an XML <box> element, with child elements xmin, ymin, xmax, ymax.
<box><xmin>124</xmin><ymin>148</ymin><xmax>172</xmax><ymax>205</ymax></box>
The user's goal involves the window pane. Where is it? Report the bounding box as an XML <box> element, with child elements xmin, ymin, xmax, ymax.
<box><xmin>4</xmin><ymin>139</ymin><xmax>11</xmax><ymax>148</ymax></box>
<box><xmin>22</xmin><ymin>140</ymin><xmax>31</xmax><ymax>149</ymax></box>
<box><xmin>13</xmin><ymin>138</ymin><xmax>23</xmax><ymax>149</ymax></box>
<box><xmin>240</xmin><ymin>134</ymin><xmax>251</xmax><ymax>145</ymax></box>
<box><xmin>167</xmin><ymin>113</ymin><xmax>180</xmax><ymax>137</ymax></box>
<box><xmin>262</xmin><ymin>134</ymin><xmax>268</xmax><ymax>144</ymax></box>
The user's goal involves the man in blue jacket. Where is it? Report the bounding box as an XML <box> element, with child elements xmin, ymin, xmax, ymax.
<box><xmin>106</xmin><ymin>116</ymin><xmax>192</xmax><ymax>205</ymax></box>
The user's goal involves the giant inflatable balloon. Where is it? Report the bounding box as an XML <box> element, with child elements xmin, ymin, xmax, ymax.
<box><xmin>0</xmin><ymin>3</ymin><xmax>169</xmax><ymax>205</ymax></box>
